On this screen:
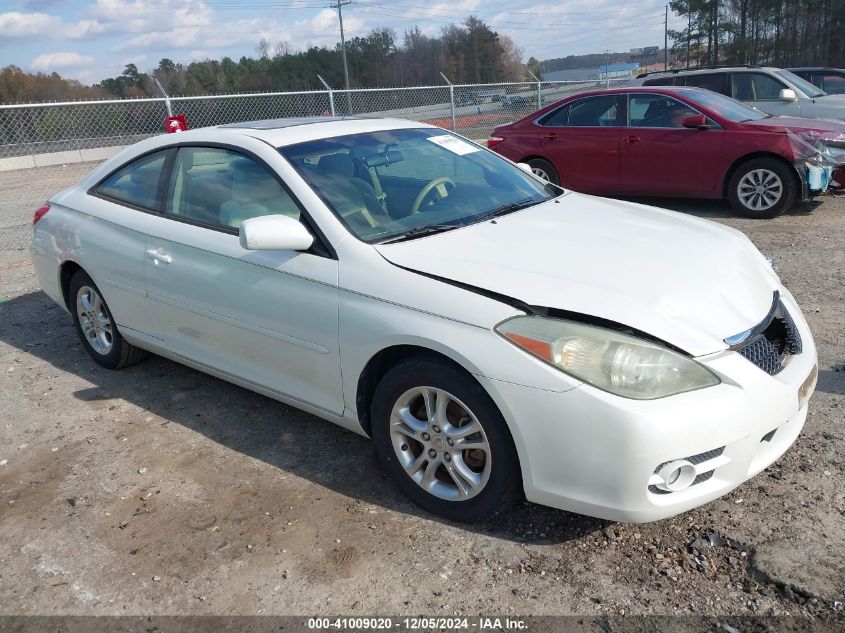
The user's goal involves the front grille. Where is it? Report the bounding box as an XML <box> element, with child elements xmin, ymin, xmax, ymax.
<box><xmin>734</xmin><ymin>299</ymin><xmax>802</xmax><ymax>375</ymax></box>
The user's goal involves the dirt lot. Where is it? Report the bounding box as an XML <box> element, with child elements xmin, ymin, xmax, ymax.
<box><xmin>0</xmin><ymin>163</ymin><xmax>843</xmax><ymax>621</ymax></box>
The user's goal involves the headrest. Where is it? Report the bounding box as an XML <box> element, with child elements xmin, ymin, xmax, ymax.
<box><xmin>318</xmin><ymin>152</ymin><xmax>355</xmax><ymax>179</ymax></box>
<box><xmin>229</xmin><ymin>156</ymin><xmax>280</xmax><ymax>199</ymax></box>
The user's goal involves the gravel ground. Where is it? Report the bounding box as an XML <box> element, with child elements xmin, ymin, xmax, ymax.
<box><xmin>0</xmin><ymin>163</ymin><xmax>843</xmax><ymax>622</ymax></box>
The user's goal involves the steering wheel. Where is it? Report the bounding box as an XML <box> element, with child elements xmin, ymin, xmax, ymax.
<box><xmin>411</xmin><ymin>177</ymin><xmax>456</xmax><ymax>214</ymax></box>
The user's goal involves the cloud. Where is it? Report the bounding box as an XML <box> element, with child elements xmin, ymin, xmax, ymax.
<box><xmin>31</xmin><ymin>52</ymin><xmax>94</xmax><ymax>71</ymax></box>
<box><xmin>89</xmin><ymin>0</ymin><xmax>213</xmax><ymax>33</ymax></box>
<box><xmin>0</xmin><ymin>11</ymin><xmax>62</xmax><ymax>38</ymax></box>
<box><xmin>66</xmin><ymin>19</ymin><xmax>107</xmax><ymax>38</ymax></box>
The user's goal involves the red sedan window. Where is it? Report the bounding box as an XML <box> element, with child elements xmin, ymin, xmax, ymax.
<box><xmin>629</xmin><ymin>95</ymin><xmax>698</xmax><ymax>128</ymax></box>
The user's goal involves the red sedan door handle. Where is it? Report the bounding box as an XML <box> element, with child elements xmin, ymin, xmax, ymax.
<box><xmin>622</xmin><ymin>135</ymin><xmax>641</xmax><ymax>144</ymax></box>
<box><xmin>542</xmin><ymin>133</ymin><xmax>559</xmax><ymax>141</ymax></box>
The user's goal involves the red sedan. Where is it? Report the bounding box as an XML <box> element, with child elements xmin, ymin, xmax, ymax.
<box><xmin>488</xmin><ymin>86</ymin><xmax>844</xmax><ymax>218</ymax></box>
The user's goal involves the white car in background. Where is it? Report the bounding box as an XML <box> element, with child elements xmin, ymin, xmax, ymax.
<box><xmin>636</xmin><ymin>65</ymin><xmax>845</xmax><ymax>119</ymax></box>
<box><xmin>31</xmin><ymin>117</ymin><xmax>817</xmax><ymax>523</ymax></box>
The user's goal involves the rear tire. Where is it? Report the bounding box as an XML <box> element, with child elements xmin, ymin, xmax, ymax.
<box><xmin>69</xmin><ymin>270</ymin><xmax>147</xmax><ymax>370</ymax></box>
<box><xmin>526</xmin><ymin>158</ymin><xmax>559</xmax><ymax>186</ymax></box>
<box><xmin>728</xmin><ymin>157</ymin><xmax>797</xmax><ymax>219</ymax></box>
<box><xmin>371</xmin><ymin>356</ymin><xmax>522</xmax><ymax>523</ymax></box>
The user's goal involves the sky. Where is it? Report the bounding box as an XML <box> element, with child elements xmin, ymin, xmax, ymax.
<box><xmin>0</xmin><ymin>0</ymin><xmax>683</xmax><ymax>85</ymax></box>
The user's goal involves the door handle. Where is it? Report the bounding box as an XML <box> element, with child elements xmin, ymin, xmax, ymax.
<box><xmin>542</xmin><ymin>133</ymin><xmax>559</xmax><ymax>140</ymax></box>
<box><xmin>146</xmin><ymin>248</ymin><xmax>172</xmax><ymax>265</ymax></box>
<box><xmin>622</xmin><ymin>135</ymin><xmax>641</xmax><ymax>144</ymax></box>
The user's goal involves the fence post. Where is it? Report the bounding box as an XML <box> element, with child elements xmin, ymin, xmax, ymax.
<box><xmin>440</xmin><ymin>72</ymin><xmax>456</xmax><ymax>132</ymax></box>
<box><xmin>317</xmin><ymin>75</ymin><xmax>335</xmax><ymax>116</ymax></box>
<box><xmin>153</xmin><ymin>78</ymin><xmax>173</xmax><ymax>117</ymax></box>
<box><xmin>527</xmin><ymin>69</ymin><xmax>541</xmax><ymax>109</ymax></box>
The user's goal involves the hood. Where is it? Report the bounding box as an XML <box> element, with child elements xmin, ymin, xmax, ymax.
<box><xmin>743</xmin><ymin>116</ymin><xmax>845</xmax><ymax>136</ymax></box>
<box><xmin>375</xmin><ymin>194</ymin><xmax>778</xmax><ymax>356</ymax></box>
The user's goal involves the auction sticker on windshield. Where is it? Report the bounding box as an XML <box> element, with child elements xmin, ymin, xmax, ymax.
<box><xmin>427</xmin><ymin>134</ymin><xmax>479</xmax><ymax>155</ymax></box>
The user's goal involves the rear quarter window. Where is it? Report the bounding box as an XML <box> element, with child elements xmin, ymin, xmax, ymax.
<box><xmin>682</xmin><ymin>73</ymin><xmax>729</xmax><ymax>95</ymax></box>
<box><xmin>96</xmin><ymin>150</ymin><xmax>171</xmax><ymax>210</ymax></box>
<box><xmin>642</xmin><ymin>77</ymin><xmax>678</xmax><ymax>86</ymax></box>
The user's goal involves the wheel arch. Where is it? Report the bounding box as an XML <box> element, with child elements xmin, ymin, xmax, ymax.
<box><xmin>355</xmin><ymin>344</ymin><xmax>481</xmax><ymax>438</ymax></box>
<box><xmin>722</xmin><ymin>152</ymin><xmax>801</xmax><ymax>198</ymax></box>
<box><xmin>58</xmin><ymin>260</ymin><xmax>83</xmax><ymax>311</ymax></box>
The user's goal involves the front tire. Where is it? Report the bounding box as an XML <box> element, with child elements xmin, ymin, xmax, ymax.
<box><xmin>371</xmin><ymin>356</ymin><xmax>522</xmax><ymax>522</ymax></box>
<box><xmin>526</xmin><ymin>158</ymin><xmax>560</xmax><ymax>186</ymax></box>
<box><xmin>69</xmin><ymin>270</ymin><xmax>147</xmax><ymax>369</ymax></box>
<box><xmin>728</xmin><ymin>158</ymin><xmax>797</xmax><ymax>219</ymax></box>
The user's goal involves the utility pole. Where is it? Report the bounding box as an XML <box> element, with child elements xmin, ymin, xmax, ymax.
<box><xmin>664</xmin><ymin>4</ymin><xmax>669</xmax><ymax>70</ymax></box>
<box><xmin>686</xmin><ymin>1</ymin><xmax>691</xmax><ymax>68</ymax></box>
<box><xmin>335</xmin><ymin>0</ymin><xmax>352</xmax><ymax>93</ymax></box>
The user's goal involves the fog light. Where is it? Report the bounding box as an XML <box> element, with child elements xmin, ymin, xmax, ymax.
<box><xmin>655</xmin><ymin>460</ymin><xmax>696</xmax><ymax>492</ymax></box>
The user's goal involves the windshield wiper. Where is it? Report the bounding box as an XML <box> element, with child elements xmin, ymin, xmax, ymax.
<box><xmin>379</xmin><ymin>223</ymin><xmax>464</xmax><ymax>244</ymax></box>
<box><xmin>474</xmin><ymin>198</ymin><xmax>539</xmax><ymax>222</ymax></box>
<box><xmin>379</xmin><ymin>198</ymin><xmax>543</xmax><ymax>244</ymax></box>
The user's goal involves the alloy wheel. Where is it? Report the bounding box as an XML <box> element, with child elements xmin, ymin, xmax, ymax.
<box><xmin>389</xmin><ymin>386</ymin><xmax>492</xmax><ymax>501</ymax></box>
<box><xmin>76</xmin><ymin>285</ymin><xmax>113</xmax><ymax>355</ymax></box>
<box><xmin>531</xmin><ymin>167</ymin><xmax>551</xmax><ymax>181</ymax></box>
<box><xmin>737</xmin><ymin>169</ymin><xmax>783</xmax><ymax>212</ymax></box>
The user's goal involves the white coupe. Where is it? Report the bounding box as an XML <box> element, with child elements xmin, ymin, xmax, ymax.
<box><xmin>31</xmin><ymin>117</ymin><xmax>818</xmax><ymax>523</ymax></box>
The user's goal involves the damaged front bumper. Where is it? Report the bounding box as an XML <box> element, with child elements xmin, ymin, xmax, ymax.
<box><xmin>790</xmin><ymin>129</ymin><xmax>845</xmax><ymax>199</ymax></box>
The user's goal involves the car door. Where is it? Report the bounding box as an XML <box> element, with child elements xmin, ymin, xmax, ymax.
<box><xmin>537</xmin><ymin>94</ymin><xmax>624</xmax><ymax>193</ymax></box>
<box><xmin>731</xmin><ymin>72</ymin><xmax>801</xmax><ymax>116</ymax></box>
<box><xmin>619</xmin><ymin>93</ymin><xmax>724</xmax><ymax>196</ymax></box>
<box><xmin>142</xmin><ymin>143</ymin><xmax>344</xmax><ymax>415</ymax></box>
<box><xmin>85</xmin><ymin>148</ymin><xmax>174</xmax><ymax>335</ymax></box>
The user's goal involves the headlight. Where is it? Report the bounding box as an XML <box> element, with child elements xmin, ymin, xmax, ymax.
<box><xmin>496</xmin><ymin>316</ymin><xmax>720</xmax><ymax>400</ymax></box>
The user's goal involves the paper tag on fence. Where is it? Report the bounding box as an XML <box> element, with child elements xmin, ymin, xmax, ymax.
<box><xmin>427</xmin><ymin>134</ymin><xmax>479</xmax><ymax>155</ymax></box>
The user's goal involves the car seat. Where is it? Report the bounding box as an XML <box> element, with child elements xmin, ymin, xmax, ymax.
<box><xmin>310</xmin><ymin>153</ymin><xmax>390</xmax><ymax>230</ymax></box>
<box><xmin>219</xmin><ymin>157</ymin><xmax>299</xmax><ymax>228</ymax></box>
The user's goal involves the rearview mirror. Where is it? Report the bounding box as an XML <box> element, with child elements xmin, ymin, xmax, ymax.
<box><xmin>681</xmin><ymin>114</ymin><xmax>708</xmax><ymax>129</ymax></box>
<box><xmin>779</xmin><ymin>88</ymin><xmax>798</xmax><ymax>102</ymax></box>
<box><xmin>239</xmin><ymin>214</ymin><xmax>314</xmax><ymax>251</ymax></box>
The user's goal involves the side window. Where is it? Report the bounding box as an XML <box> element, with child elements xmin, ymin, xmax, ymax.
<box><xmin>165</xmin><ymin>147</ymin><xmax>300</xmax><ymax>230</ymax></box>
<box><xmin>732</xmin><ymin>73</ymin><xmax>786</xmax><ymax>101</ymax></box>
<box><xmin>629</xmin><ymin>94</ymin><xmax>699</xmax><ymax>128</ymax></box>
<box><xmin>542</xmin><ymin>95</ymin><xmax>621</xmax><ymax>127</ymax></box>
<box><xmin>817</xmin><ymin>73</ymin><xmax>845</xmax><ymax>94</ymax></box>
<box><xmin>642</xmin><ymin>77</ymin><xmax>677</xmax><ymax>86</ymax></box>
<box><xmin>539</xmin><ymin>104</ymin><xmax>570</xmax><ymax>127</ymax></box>
<box><xmin>96</xmin><ymin>150</ymin><xmax>170</xmax><ymax>210</ymax></box>
<box><xmin>682</xmin><ymin>73</ymin><xmax>728</xmax><ymax>95</ymax></box>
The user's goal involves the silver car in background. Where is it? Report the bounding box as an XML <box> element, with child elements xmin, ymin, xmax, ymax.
<box><xmin>635</xmin><ymin>65</ymin><xmax>845</xmax><ymax>120</ymax></box>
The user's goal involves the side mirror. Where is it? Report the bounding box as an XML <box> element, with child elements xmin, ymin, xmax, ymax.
<box><xmin>238</xmin><ymin>214</ymin><xmax>314</xmax><ymax>251</ymax></box>
<box><xmin>516</xmin><ymin>162</ymin><xmax>533</xmax><ymax>175</ymax></box>
<box><xmin>779</xmin><ymin>88</ymin><xmax>798</xmax><ymax>102</ymax></box>
<box><xmin>681</xmin><ymin>114</ymin><xmax>708</xmax><ymax>129</ymax></box>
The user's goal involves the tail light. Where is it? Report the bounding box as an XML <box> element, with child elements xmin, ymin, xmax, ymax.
<box><xmin>33</xmin><ymin>203</ymin><xmax>50</xmax><ymax>225</ymax></box>
<box><xmin>487</xmin><ymin>136</ymin><xmax>504</xmax><ymax>148</ymax></box>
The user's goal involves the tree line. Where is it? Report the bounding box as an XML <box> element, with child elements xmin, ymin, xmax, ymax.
<box><xmin>100</xmin><ymin>16</ymin><xmax>526</xmax><ymax>99</ymax></box>
<box><xmin>669</xmin><ymin>0</ymin><xmax>845</xmax><ymax>67</ymax></box>
<box><xmin>0</xmin><ymin>65</ymin><xmax>108</xmax><ymax>104</ymax></box>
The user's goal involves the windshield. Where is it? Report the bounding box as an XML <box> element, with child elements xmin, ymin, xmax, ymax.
<box><xmin>684</xmin><ymin>89</ymin><xmax>768</xmax><ymax>122</ymax></box>
<box><xmin>775</xmin><ymin>69</ymin><xmax>827</xmax><ymax>98</ymax></box>
<box><xmin>279</xmin><ymin>128</ymin><xmax>558</xmax><ymax>243</ymax></box>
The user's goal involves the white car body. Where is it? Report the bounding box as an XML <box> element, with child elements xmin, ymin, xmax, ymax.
<box><xmin>31</xmin><ymin>118</ymin><xmax>818</xmax><ymax>522</ymax></box>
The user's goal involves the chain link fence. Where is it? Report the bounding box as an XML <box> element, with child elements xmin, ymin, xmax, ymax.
<box><xmin>0</xmin><ymin>78</ymin><xmax>626</xmax><ymax>257</ymax></box>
